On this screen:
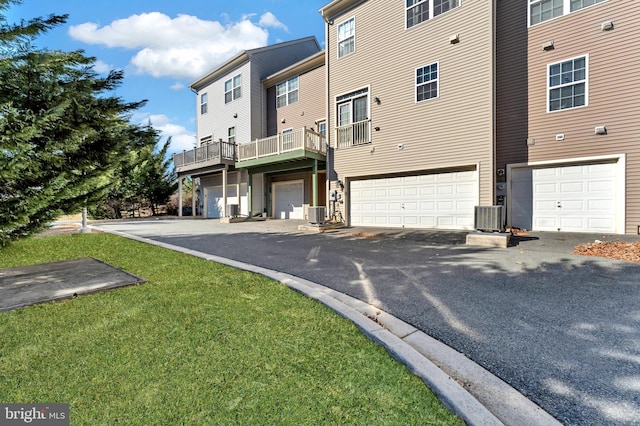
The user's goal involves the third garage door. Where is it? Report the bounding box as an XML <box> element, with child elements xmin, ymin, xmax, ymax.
<box><xmin>510</xmin><ymin>162</ymin><xmax>618</xmax><ymax>233</ymax></box>
<box><xmin>350</xmin><ymin>170</ymin><xmax>477</xmax><ymax>229</ymax></box>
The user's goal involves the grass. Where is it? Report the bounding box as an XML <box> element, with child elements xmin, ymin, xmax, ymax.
<box><xmin>0</xmin><ymin>233</ymin><xmax>464</xmax><ymax>425</ymax></box>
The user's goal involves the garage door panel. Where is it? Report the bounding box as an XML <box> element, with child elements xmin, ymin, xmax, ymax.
<box><xmin>560</xmin><ymin>182</ymin><xmax>584</xmax><ymax>193</ymax></box>
<box><xmin>351</xmin><ymin>170</ymin><xmax>477</xmax><ymax>230</ymax></box>
<box><xmin>588</xmin><ymin>218</ymin><xmax>615</xmax><ymax>230</ymax></box>
<box><xmin>589</xmin><ymin>180</ymin><xmax>614</xmax><ymax>192</ymax></box>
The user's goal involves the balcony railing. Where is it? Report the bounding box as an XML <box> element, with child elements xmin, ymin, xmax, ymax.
<box><xmin>173</xmin><ymin>140</ymin><xmax>236</xmax><ymax>172</ymax></box>
<box><xmin>336</xmin><ymin>120</ymin><xmax>371</xmax><ymax>149</ymax></box>
<box><xmin>238</xmin><ymin>127</ymin><xmax>326</xmax><ymax>161</ymax></box>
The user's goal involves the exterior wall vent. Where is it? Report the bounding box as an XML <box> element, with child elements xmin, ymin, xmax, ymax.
<box><xmin>226</xmin><ymin>204</ymin><xmax>239</xmax><ymax>218</ymax></box>
<box><xmin>307</xmin><ymin>206</ymin><xmax>326</xmax><ymax>224</ymax></box>
<box><xmin>601</xmin><ymin>21</ymin><xmax>614</xmax><ymax>31</ymax></box>
<box><xmin>474</xmin><ymin>206</ymin><xmax>505</xmax><ymax>233</ymax></box>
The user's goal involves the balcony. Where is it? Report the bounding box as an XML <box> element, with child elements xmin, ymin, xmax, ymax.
<box><xmin>236</xmin><ymin>127</ymin><xmax>326</xmax><ymax>168</ymax></box>
<box><xmin>173</xmin><ymin>140</ymin><xmax>236</xmax><ymax>174</ymax></box>
<box><xmin>336</xmin><ymin>120</ymin><xmax>371</xmax><ymax>149</ymax></box>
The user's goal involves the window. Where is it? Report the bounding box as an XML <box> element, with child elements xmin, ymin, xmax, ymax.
<box><xmin>335</xmin><ymin>88</ymin><xmax>370</xmax><ymax>148</ymax></box>
<box><xmin>548</xmin><ymin>55</ymin><xmax>587</xmax><ymax>112</ymax></box>
<box><xmin>276</xmin><ymin>76</ymin><xmax>299</xmax><ymax>108</ymax></box>
<box><xmin>317</xmin><ymin>120</ymin><xmax>326</xmax><ymax>136</ymax></box>
<box><xmin>406</xmin><ymin>0</ymin><xmax>460</xmax><ymax>28</ymax></box>
<box><xmin>200</xmin><ymin>93</ymin><xmax>208</xmax><ymax>114</ymax></box>
<box><xmin>228</xmin><ymin>127</ymin><xmax>236</xmax><ymax>144</ymax></box>
<box><xmin>529</xmin><ymin>0</ymin><xmax>605</xmax><ymax>25</ymax></box>
<box><xmin>224</xmin><ymin>74</ymin><xmax>242</xmax><ymax>103</ymax></box>
<box><xmin>416</xmin><ymin>62</ymin><xmax>438</xmax><ymax>102</ymax></box>
<box><xmin>337</xmin><ymin>17</ymin><xmax>355</xmax><ymax>58</ymax></box>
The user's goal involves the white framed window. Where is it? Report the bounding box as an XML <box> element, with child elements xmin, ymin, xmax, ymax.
<box><xmin>406</xmin><ymin>0</ymin><xmax>460</xmax><ymax>29</ymax></box>
<box><xmin>316</xmin><ymin>120</ymin><xmax>327</xmax><ymax>136</ymax></box>
<box><xmin>200</xmin><ymin>93</ymin><xmax>208</xmax><ymax>114</ymax></box>
<box><xmin>335</xmin><ymin>87</ymin><xmax>370</xmax><ymax>148</ymax></box>
<box><xmin>228</xmin><ymin>127</ymin><xmax>236</xmax><ymax>144</ymax></box>
<box><xmin>416</xmin><ymin>62</ymin><xmax>439</xmax><ymax>102</ymax></box>
<box><xmin>529</xmin><ymin>0</ymin><xmax>605</xmax><ymax>26</ymax></box>
<box><xmin>276</xmin><ymin>76</ymin><xmax>299</xmax><ymax>108</ymax></box>
<box><xmin>224</xmin><ymin>74</ymin><xmax>242</xmax><ymax>104</ymax></box>
<box><xmin>547</xmin><ymin>55</ymin><xmax>588</xmax><ymax>112</ymax></box>
<box><xmin>337</xmin><ymin>17</ymin><xmax>355</xmax><ymax>58</ymax></box>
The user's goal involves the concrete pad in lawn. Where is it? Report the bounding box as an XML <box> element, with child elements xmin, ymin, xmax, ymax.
<box><xmin>0</xmin><ymin>258</ymin><xmax>145</xmax><ymax>312</ymax></box>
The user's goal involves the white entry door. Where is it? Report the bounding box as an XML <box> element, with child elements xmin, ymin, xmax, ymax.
<box><xmin>273</xmin><ymin>180</ymin><xmax>304</xmax><ymax>219</ymax></box>
<box><xmin>510</xmin><ymin>162</ymin><xmax>618</xmax><ymax>233</ymax></box>
<box><xmin>350</xmin><ymin>170</ymin><xmax>477</xmax><ymax>229</ymax></box>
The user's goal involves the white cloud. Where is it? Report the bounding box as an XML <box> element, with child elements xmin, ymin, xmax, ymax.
<box><xmin>170</xmin><ymin>82</ymin><xmax>186</xmax><ymax>91</ymax></box>
<box><xmin>259</xmin><ymin>12</ymin><xmax>288</xmax><ymax>31</ymax></box>
<box><xmin>92</xmin><ymin>59</ymin><xmax>114</xmax><ymax>74</ymax></box>
<box><xmin>69</xmin><ymin>12</ymin><xmax>274</xmax><ymax>80</ymax></box>
<box><xmin>139</xmin><ymin>114</ymin><xmax>196</xmax><ymax>154</ymax></box>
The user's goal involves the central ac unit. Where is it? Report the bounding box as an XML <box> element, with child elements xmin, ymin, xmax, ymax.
<box><xmin>307</xmin><ymin>206</ymin><xmax>326</xmax><ymax>224</ymax></box>
<box><xmin>226</xmin><ymin>204</ymin><xmax>239</xmax><ymax>218</ymax></box>
<box><xmin>474</xmin><ymin>206</ymin><xmax>505</xmax><ymax>232</ymax></box>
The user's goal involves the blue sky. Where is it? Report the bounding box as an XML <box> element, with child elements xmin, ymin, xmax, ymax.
<box><xmin>6</xmin><ymin>0</ymin><xmax>328</xmax><ymax>154</ymax></box>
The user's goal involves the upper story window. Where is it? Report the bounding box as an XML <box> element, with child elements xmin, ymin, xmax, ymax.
<box><xmin>317</xmin><ymin>120</ymin><xmax>326</xmax><ymax>136</ymax></box>
<box><xmin>529</xmin><ymin>0</ymin><xmax>605</xmax><ymax>26</ymax></box>
<box><xmin>336</xmin><ymin>88</ymin><xmax>370</xmax><ymax>148</ymax></box>
<box><xmin>228</xmin><ymin>127</ymin><xmax>236</xmax><ymax>144</ymax></box>
<box><xmin>276</xmin><ymin>76</ymin><xmax>299</xmax><ymax>108</ymax></box>
<box><xmin>547</xmin><ymin>55</ymin><xmax>587</xmax><ymax>112</ymax></box>
<box><xmin>200</xmin><ymin>93</ymin><xmax>208</xmax><ymax>114</ymax></box>
<box><xmin>337</xmin><ymin>17</ymin><xmax>355</xmax><ymax>58</ymax></box>
<box><xmin>416</xmin><ymin>62</ymin><xmax>439</xmax><ymax>102</ymax></box>
<box><xmin>224</xmin><ymin>74</ymin><xmax>242</xmax><ymax>104</ymax></box>
<box><xmin>406</xmin><ymin>0</ymin><xmax>460</xmax><ymax>28</ymax></box>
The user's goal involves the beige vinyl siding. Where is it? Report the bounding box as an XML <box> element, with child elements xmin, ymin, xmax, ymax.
<box><xmin>495</xmin><ymin>0</ymin><xmax>529</xmax><ymax>176</ymax></box>
<box><xmin>527</xmin><ymin>0</ymin><xmax>640</xmax><ymax>233</ymax></box>
<box><xmin>328</xmin><ymin>0</ymin><xmax>495</xmax><ymax>208</ymax></box>
<box><xmin>273</xmin><ymin>65</ymin><xmax>326</xmax><ymax>133</ymax></box>
<box><xmin>249</xmin><ymin>39</ymin><xmax>322</xmax><ymax>139</ymax></box>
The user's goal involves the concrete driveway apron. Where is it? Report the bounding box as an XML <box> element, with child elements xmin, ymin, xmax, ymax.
<box><xmin>94</xmin><ymin>219</ymin><xmax>640</xmax><ymax>426</ymax></box>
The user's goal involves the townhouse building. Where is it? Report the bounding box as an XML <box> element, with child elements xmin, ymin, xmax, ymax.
<box><xmin>174</xmin><ymin>37</ymin><xmax>321</xmax><ymax>218</ymax></box>
<box><xmin>236</xmin><ymin>51</ymin><xmax>327</xmax><ymax>220</ymax></box>
<box><xmin>504</xmin><ymin>0</ymin><xmax>640</xmax><ymax>235</ymax></box>
<box><xmin>320</xmin><ymin>0</ymin><xmax>496</xmax><ymax>230</ymax></box>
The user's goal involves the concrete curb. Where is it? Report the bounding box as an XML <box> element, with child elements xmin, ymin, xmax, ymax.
<box><xmin>98</xmin><ymin>227</ymin><xmax>560</xmax><ymax>426</ymax></box>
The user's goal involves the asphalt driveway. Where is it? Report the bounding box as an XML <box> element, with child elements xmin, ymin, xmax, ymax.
<box><xmin>94</xmin><ymin>219</ymin><xmax>640</xmax><ymax>425</ymax></box>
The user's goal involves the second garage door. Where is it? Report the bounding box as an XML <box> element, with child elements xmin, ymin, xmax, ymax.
<box><xmin>350</xmin><ymin>170</ymin><xmax>477</xmax><ymax>229</ymax></box>
<box><xmin>510</xmin><ymin>162</ymin><xmax>619</xmax><ymax>233</ymax></box>
<box><xmin>273</xmin><ymin>180</ymin><xmax>304</xmax><ymax>219</ymax></box>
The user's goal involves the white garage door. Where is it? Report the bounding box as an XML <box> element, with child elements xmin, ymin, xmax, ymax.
<box><xmin>206</xmin><ymin>186</ymin><xmax>223</xmax><ymax>218</ymax></box>
<box><xmin>273</xmin><ymin>180</ymin><xmax>304</xmax><ymax>219</ymax></box>
<box><xmin>205</xmin><ymin>183</ymin><xmax>248</xmax><ymax>218</ymax></box>
<box><xmin>511</xmin><ymin>162</ymin><xmax>618</xmax><ymax>233</ymax></box>
<box><xmin>350</xmin><ymin>171</ymin><xmax>477</xmax><ymax>229</ymax></box>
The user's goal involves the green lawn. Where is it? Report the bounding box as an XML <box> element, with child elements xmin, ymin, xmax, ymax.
<box><xmin>0</xmin><ymin>233</ymin><xmax>463</xmax><ymax>425</ymax></box>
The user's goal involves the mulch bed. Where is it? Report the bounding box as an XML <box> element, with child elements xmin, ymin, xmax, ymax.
<box><xmin>573</xmin><ymin>241</ymin><xmax>640</xmax><ymax>263</ymax></box>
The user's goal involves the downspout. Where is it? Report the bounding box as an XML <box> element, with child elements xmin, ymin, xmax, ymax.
<box><xmin>322</xmin><ymin>10</ymin><xmax>332</xmax><ymax>221</ymax></box>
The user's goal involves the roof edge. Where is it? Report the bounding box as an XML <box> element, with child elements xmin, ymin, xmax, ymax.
<box><xmin>190</xmin><ymin>36</ymin><xmax>320</xmax><ymax>91</ymax></box>
<box><xmin>263</xmin><ymin>50</ymin><xmax>325</xmax><ymax>88</ymax></box>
